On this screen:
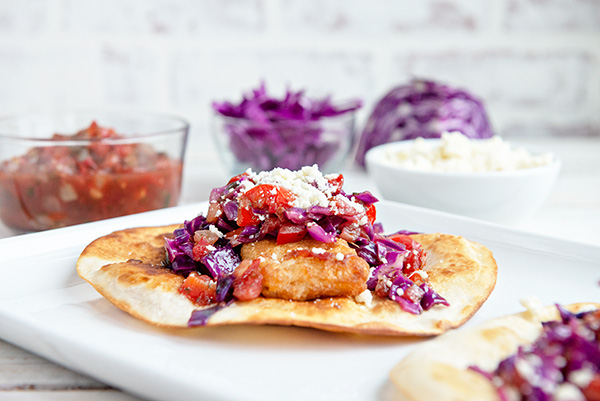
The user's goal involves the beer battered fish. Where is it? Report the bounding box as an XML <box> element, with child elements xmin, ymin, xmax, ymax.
<box><xmin>240</xmin><ymin>237</ymin><xmax>370</xmax><ymax>301</ymax></box>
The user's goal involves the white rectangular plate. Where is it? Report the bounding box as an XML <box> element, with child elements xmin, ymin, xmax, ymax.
<box><xmin>0</xmin><ymin>201</ymin><xmax>598</xmax><ymax>401</ymax></box>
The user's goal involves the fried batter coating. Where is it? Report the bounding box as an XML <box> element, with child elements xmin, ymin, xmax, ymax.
<box><xmin>240</xmin><ymin>237</ymin><xmax>370</xmax><ymax>301</ymax></box>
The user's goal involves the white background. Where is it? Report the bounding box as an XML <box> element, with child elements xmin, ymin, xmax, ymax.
<box><xmin>0</xmin><ymin>0</ymin><xmax>599</xmax><ymax>167</ymax></box>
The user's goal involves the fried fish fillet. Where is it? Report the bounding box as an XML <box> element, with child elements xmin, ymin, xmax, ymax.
<box><xmin>240</xmin><ymin>237</ymin><xmax>370</xmax><ymax>301</ymax></box>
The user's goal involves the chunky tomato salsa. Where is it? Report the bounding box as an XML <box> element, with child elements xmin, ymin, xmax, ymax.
<box><xmin>0</xmin><ymin>122</ymin><xmax>182</xmax><ymax>231</ymax></box>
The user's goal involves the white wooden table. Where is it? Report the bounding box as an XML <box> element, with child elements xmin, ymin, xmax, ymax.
<box><xmin>0</xmin><ymin>137</ymin><xmax>598</xmax><ymax>400</ymax></box>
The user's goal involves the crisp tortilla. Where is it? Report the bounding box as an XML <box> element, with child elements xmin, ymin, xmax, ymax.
<box><xmin>76</xmin><ymin>226</ymin><xmax>497</xmax><ymax>336</ymax></box>
<box><xmin>390</xmin><ymin>302</ymin><xmax>600</xmax><ymax>400</ymax></box>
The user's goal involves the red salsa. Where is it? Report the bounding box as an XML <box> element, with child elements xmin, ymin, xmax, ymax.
<box><xmin>0</xmin><ymin>122</ymin><xmax>182</xmax><ymax>231</ymax></box>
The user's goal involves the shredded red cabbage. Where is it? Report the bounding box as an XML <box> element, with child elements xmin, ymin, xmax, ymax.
<box><xmin>213</xmin><ymin>83</ymin><xmax>362</xmax><ymax>171</ymax></box>
<box><xmin>471</xmin><ymin>305</ymin><xmax>600</xmax><ymax>401</ymax></box>
<box><xmin>188</xmin><ymin>303</ymin><xmax>227</xmax><ymax>326</ymax></box>
<box><xmin>354</xmin><ymin>232</ymin><xmax>449</xmax><ymax>314</ymax></box>
<box><xmin>355</xmin><ymin>79</ymin><xmax>494</xmax><ymax>166</ymax></box>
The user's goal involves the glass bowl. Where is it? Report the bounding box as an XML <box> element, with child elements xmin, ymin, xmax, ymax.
<box><xmin>212</xmin><ymin>111</ymin><xmax>357</xmax><ymax>174</ymax></box>
<box><xmin>0</xmin><ymin>111</ymin><xmax>189</xmax><ymax>232</ymax></box>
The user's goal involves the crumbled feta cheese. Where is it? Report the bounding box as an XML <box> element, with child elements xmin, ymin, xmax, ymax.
<box><xmin>503</xmin><ymin>386</ymin><xmax>520</xmax><ymax>401</ymax></box>
<box><xmin>354</xmin><ymin>290</ymin><xmax>373</xmax><ymax>307</ymax></box>
<box><xmin>271</xmin><ymin>253</ymin><xmax>278</xmax><ymax>261</ymax></box>
<box><xmin>237</xmin><ymin>178</ymin><xmax>255</xmax><ymax>194</ymax></box>
<box><xmin>384</xmin><ymin>131</ymin><xmax>554</xmax><ymax>172</ymax></box>
<box><xmin>335</xmin><ymin>252</ymin><xmax>345</xmax><ymax>261</ymax></box>
<box><xmin>569</xmin><ymin>368</ymin><xmax>595</xmax><ymax>388</ymax></box>
<box><xmin>554</xmin><ymin>383</ymin><xmax>585</xmax><ymax>401</ymax></box>
<box><xmin>288</xmin><ymin>247</ymin><xmax>306</xmax><ymax>252</ymax></box>
<box><xmin>208</xmin><ymin>225</ymin><xmax>224</xmax><ymax>238</ymax></box>
<box><xmin>248</xmin><ymin>164</ymin><xmax>336</xmax><ymax>209</ymax></box>
<box><xmin>491</xmin><ymin>377</ymin><xmax>504</xmax><ymax>387</ymax></box>
<box><xmin>311</xmin><ymin>247</ymin><xmax>326</xmax><ymax>255</ymax></box>
<box><xmin>515</xmin><ymin>358</ymin><xmax>537</xmax><ymax>384</ymax></box>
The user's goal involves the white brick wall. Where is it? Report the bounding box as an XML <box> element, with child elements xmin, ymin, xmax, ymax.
<box><xmin>0</xmin><ymin>0</ymin><xmax>598</xmax><ymax>165</ymax></box>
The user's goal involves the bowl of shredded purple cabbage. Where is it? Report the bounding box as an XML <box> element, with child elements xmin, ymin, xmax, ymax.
<box><xmin>212</xmin><ymin>83</ymin><xmax>362</xmax><ymax>174</ymax></box>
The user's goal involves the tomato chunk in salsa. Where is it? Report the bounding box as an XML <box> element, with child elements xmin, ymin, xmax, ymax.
<box><xmin>0</xmin><ymin>121</ymin><xmax>182</xmax><ymax>231</ymax></box>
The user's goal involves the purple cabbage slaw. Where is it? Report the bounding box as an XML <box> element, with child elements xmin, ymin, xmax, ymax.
<box><xmin>471</xmin><ymin>305</ymin><xmax>600</xmax><ymax>401</ymax></box>
<box><xmin>355</xmin><ymin>79</ymin><xmax>494</xmax><ymax>166</ymax></box>
<box><xmin>351</xmin><ymin>226</ymin><xmax>448</xmax><ymax>315</ymax></box>
<box><xmin>164</xmin><ymin>169</ymin><xmax>449</xmax><ymax>326</ymax></box>
<box><xmin>213</xmin><ymin>83</ymin><xmax>362</xmax><ymax>172</ymax></box>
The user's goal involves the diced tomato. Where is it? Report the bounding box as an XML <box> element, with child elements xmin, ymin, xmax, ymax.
<box><xmin>584</xmin><ymin>375</ymin><xmax>600</xmax><ymax>401</ymax></box>
<box><xmin>192</xmin><ymin>243</ymin><xmax>210</xmax><ymax>261</ymax></box>
<box><xmin>237</xmin><ymin>197</ymin><xmax>261</xmax><ymax>226</ymax></box>
<box><xmin>365</xmin><ymin>203</ymin><xmax>376</xmax><ymax>224</ymax></box>
<box><xmin>232</xmin><ymin>259</ymin><xmax>263</xmax><ymax>301</ymax></box>
<box><xmin>237</xmin><ymin>184</ymin><xmax>296</xmax><ymax>226</ymax></box>
<box><xmin>233</xmin><ymin>259</ymin><xmax>254</xmax><ymax>279</ymax></box>
<box><xmin>276</xmin><ymin>223</ymin><xmax>307</xmax><ymax>245</ymax></box>
<box><xmin>86</xmin><ymin>121</ymin><xmax>117</xmax><ymax>139</ymax></box>
<box><xmin>405</xmin><ymin>247</ymin><xmax>426</xmax><ymax>274</ymax></box>
<box><xmin>47</xmin><ymin>211</ymin><xmax>68</xmax><ymax>222</ymax></box>
<box><xmin>243</xmin><ymin>184</ymin><xmax>296</xmax><ymax>214</ymax></box>
<box><xmin>193</xmin><ymin>229</ymin><xmax>219</xmax><ymax>245</ymax></box>
<box><xmin>374</xmin><ymin>277</ymin><xmax>390</xmax><ymax>299</ymax></box>
<box><xmin>191</xmin><ymin>231</ymin><xmax>219</xmax><ymax>261</ymax></box>
<box><xmin>228</xmin><ymin>172</ymin><xmax>248</xmax><ymax>185</ymax></box>
<box><xmin>225</xmin><ymin>227</ymin><xmax>244</xmax><ymax>240</ymax></box>
<box><xmin>332</xmin><ymin>197</ymin><xmax>360</xmax><ymax>217</ymax></box>
<box><xmin>327</xmin><ymin>174</ymin><xmax>344</xmax><ymax>195</ymax></box>
<box><xmin>179</xmin><ymin>272</ymin><xmax>217</xmax><ymax>306</ymax></box>
<box><xmin>388</xmin><ymin>233</ymin><xmax>427</xmax><ymax>279</ymax></box>
<box><xmin>407</xmin><ymin>271</ymin><xmax>425</xmax><ymax>285</ymax></box>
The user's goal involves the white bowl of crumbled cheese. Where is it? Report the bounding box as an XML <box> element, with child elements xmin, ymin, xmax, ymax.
<box><xmin>365</xmin><ymin>132</ymin><xmax>561</xmax><ymax>224</ymax></box>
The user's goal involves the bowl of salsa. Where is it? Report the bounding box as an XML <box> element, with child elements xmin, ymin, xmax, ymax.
<box><xmin>0</xmin><ymin>111</ymin><xmax>189</xmax><ymax>232</ymax></box>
